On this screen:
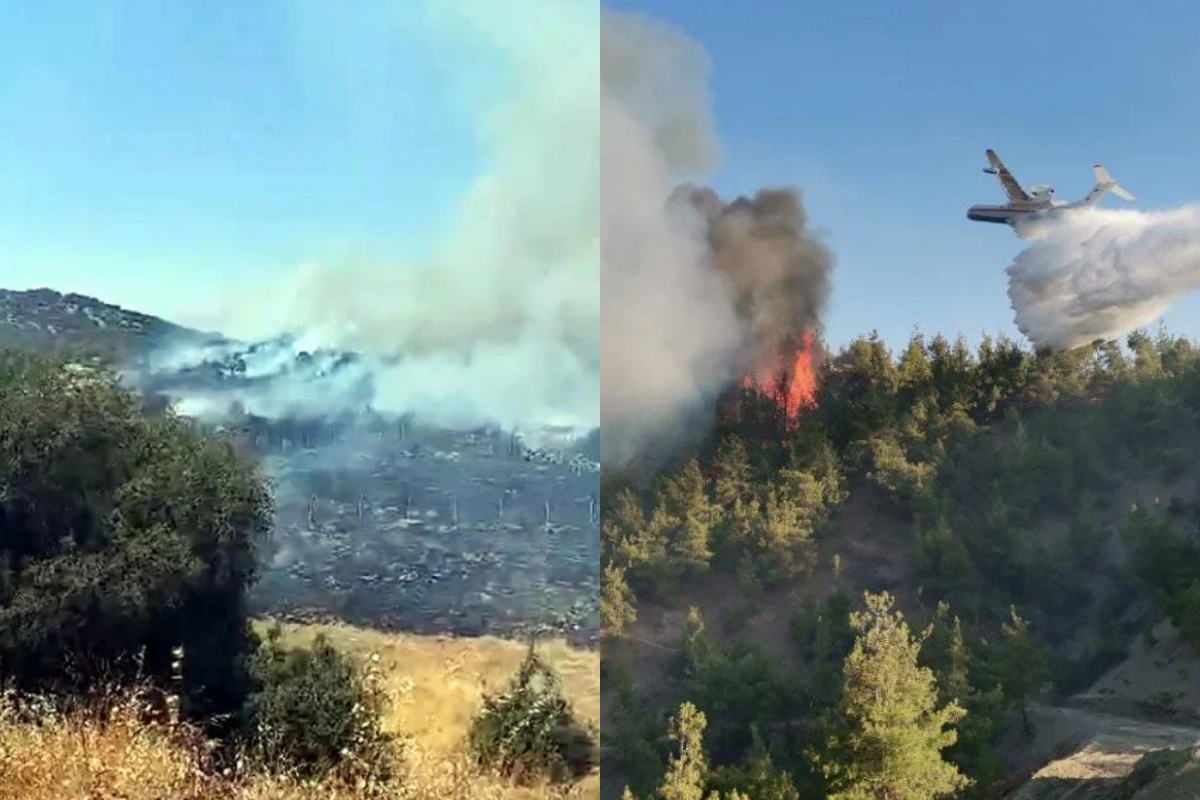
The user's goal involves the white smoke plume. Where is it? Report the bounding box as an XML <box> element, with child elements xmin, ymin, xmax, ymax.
<box><xmin>601</xmin><ymin>12</ymin><xmax>739</xmax><ymax>468</ymax></box>
<box><xmin>601</xmin><ymin>11</ymin><xmax>833</xmax><ymax>469</ymax></box>
<box><xmin>180</xmin><ymin>0</ymin><xmax>599</xmax><ymax>437</ymax></box>
<box><xmin>1007</xmin><ymin>206</ymin><xmax>1200</xmax><ymax>351</ymax></box>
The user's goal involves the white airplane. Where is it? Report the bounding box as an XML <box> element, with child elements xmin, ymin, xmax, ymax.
<box><xmin>967</xmin><ymin>148</ymin><xmax>1135</xmax><ymax>236</ymax></box>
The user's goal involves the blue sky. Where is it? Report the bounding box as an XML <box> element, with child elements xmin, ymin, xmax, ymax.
<box><xmin>606</xmin><ymin>0</ymin><xmax>1200</xmax><ymax>350</ymax></box>
<box><xmin>0</xmin><ymin>1</ymin><xmax>483</xmax><ymax>328</ymax></box>
<box><xmin>6</xmin><ymin>1</ymin><xmax>1199</xmax><ymax>353</ymax></box>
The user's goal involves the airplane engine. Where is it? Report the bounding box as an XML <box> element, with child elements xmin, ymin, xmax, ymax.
<box><xmin>1029</xmin><ymin>183</ymin><xmax>1055</xmax><ymax>198</ymax></box>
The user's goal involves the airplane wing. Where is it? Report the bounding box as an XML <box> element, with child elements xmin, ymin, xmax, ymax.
<box><xmin>985</xmin><ymin>149</ymin><xmax>1031</xmax><ymax>202</ymax></box>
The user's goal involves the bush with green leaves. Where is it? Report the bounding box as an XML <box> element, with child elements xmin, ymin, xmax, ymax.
<box><xmin>0</xmin><ymin>350</ymin><xmax>272</xmax><ymax>725</ymax></box>
<box><xmin>465</xmin><ymin>642</ymin><xmax>598</xmax><ymax>784</ymax></box>
<box><xmin>244</xmin><ymin>628</ymin><xmax>398</xmax><ymax>787</ymax></box>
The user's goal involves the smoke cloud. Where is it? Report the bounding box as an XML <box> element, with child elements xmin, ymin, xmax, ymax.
<box><xmin>1007</xmin><ymin>206</ymin><xmax>1200</xmax><ymax>351</ymax></box>
<box><xmin>678</xmin><ymin>186</ymin><xmax>833</xmax><ymax>375</ymax></box>
<box><xmin>601</xmin><ymin>11</ymin><xmax>833</xmax><ymax>468</ymax></box>
<box><xmin>164</xmin><ymin>0</ymin><xmax>600</xmax><ymax>438</ymax></box>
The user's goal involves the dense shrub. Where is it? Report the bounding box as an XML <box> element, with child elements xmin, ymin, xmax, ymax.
<box><xmin>0</xmin><ymin>351</ymin><xmax>272</xmax><ymax>725</ymax></box>
<box><xmin>244</xmin><ymin>628</ymin><xmax>398</xmax><ymax>787</ymax></box>
<box><xmin>466</xmin><ymin>643</ymin><xmax>598</xmax><ymax>784</ymax></box>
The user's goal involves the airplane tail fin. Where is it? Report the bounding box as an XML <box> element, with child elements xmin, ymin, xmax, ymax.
<box><xmin>983</xmin><ymin>148</ymin><xmax>999</xmax><ymax>174</ymax></box>
<box><xmin>1082</xmin><ymin>163</ymin><xmax>1135</xmax><ymax>206</ymax></box>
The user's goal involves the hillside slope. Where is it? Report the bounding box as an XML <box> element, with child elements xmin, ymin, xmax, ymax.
<box><xmin>996</xmin><ymin>618</ymin><xmax>1200</xmax><ymax>798</ymax></box>
<box><xmin>600</xmin><ymin>330</ymin><xmax>1200</xmax><ymax>799</ymax></box>
<box><xmin>0</xmin><ymin>287</ymin><xmax>211</xmax><ymax>360</ymax></box>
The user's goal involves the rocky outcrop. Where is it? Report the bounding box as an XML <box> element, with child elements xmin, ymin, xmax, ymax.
<box><xmin>1009</xmin><ymin>744</ymin><xmax>1200</xmax><ymax>799</ymax></box>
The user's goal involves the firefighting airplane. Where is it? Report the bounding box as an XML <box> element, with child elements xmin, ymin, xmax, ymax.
<box><xmin>967</xmin><ymin>148</ymin><xmax>1135</xmax><ymax>237</ymax></box>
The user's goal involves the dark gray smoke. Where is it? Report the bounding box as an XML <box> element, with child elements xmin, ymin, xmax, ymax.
<box><xmin>601</xmin><ymin>10</ymin><xmax>833</xmax><ymax>468</ymax></box>
<box><xmin>675</xmin><ymin>185</ymin><xmax>833</xmax><ymax>375</ymax></box>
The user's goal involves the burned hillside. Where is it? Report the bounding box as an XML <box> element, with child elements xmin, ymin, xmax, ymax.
<box><xmin>237</xmin><ymin>417</ymin><xmax>600</xmax><ymax>644</ymax></box>
<box><xmin>147</xmin><ymin>344</ymin><xmax>602</xmax><ymax>645</ymax></box>
<box><xmin>600</xmin><ymin>329</ymin><xmax>1200</xmax><ymax>799</ymax></box>
<box><xmin>1</xmin><ymin>289</ymin><xmax>601</xmax><ymax>646</ymax></box>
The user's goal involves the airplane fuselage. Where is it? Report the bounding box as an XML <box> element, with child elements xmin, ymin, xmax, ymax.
<box><xmin>966</xmin><ymin>204</ymin><xmax>1044</xmax><ymax>225</ymax></box>
<box><xmin>966</xmin><ymin>201</ymin><xmax>1065</xmax><ymax>226</ymax></box>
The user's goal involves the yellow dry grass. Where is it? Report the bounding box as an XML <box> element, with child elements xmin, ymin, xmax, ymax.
<box><xmin>0</xmin><ymin>619</ymin><xmax>601</xmax><ymax>800</ymax></box>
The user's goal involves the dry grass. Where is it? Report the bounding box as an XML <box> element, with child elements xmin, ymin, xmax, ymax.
<box><xmin>0</xmin><ymin>619</ymin><xmax>601</xmax><ymax>800</ymax></box>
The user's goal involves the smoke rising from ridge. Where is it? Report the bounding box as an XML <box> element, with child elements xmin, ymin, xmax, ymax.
<box><xmin>601</xmin><ymin>11</ymin><xmax>833</xmax><ymax>468</ymax></box>
<box><xmin>1007</xmin><ymin>206</ymin><xmax>1200</xmax><ymax>351</ymax></box>
<box><xmin>679</xmin><ymin>186</ymin><xmax>833</xmax><ymax>375</ymax></box>
<box><xmin>162</xmin><ymin>0</ymin><xmax>599</xmax><ymax>437</ymax></box>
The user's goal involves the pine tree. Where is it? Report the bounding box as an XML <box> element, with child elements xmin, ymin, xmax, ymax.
<box><xmin>601</xmin><ymin>563</ymin><xmax>638</xmax><ymax>637</ymax></box>
<box><xmin>660</xmin><ymin>459</ymin><xmax>718</xmax><ymax>577</ymax></box>
<box><xmin>921</xmin><ymin>603</ymin><xmax>1006</xmax><ymax>784</ymax></box>
<box><xmin>897</xmin><ymin>332</ymin><xmax>933</xmax><ymax>392</ymax></box>
<box><xmin>753</xmin><ymin>482</ymin><xmax>818</xmax><ymax>583</ymax></box>
<box><xmin>824</xmin><ymin>591</ymin><xmax>970</xmax><ymax>800</ymax></box>
<box><xmin>1127</xmin><ymin>329</ymin><xmax>1163</xmax><ymax>378</ymax></box>
<box><xmin>631</xmin><ymin>702</ymin><xmax>754</xmax><ymax>800</ymax></box>
<box><xmin>659</xmin><ymin>702</ymin><xmax>711</xmax><ymax>800</ymax></box>
<box><xmin>941</xmin><ymin>614</ymin><xmax>971</xmax><ymax>704</ymax></box>
<box><xmin>718</xmin><ymin>495</ymin><xmax>759</xmax><ymax>572</ymax></box>
<box><xmin>996</xmin><ymin>606</ymin><xmax>1050</xmax><ymax>732</ymax></box>
<box><xmin>602</xmin><ymin>488</ymin><xmax>646</xmax><ymax>564</ymax></box>
<box><xmin>711</xmin><ymin>435</ymin><xmax>753</xmax><ymax>508</ymax></box>
<box><xmin>678</xmin><ymin>607</ymin><xmax>713</xmax><ymax>681</ymax></box>
<box><xmin>711</xmin><ymin>726</ymin><xmax>801</xmax><ymax>800</ymax></box>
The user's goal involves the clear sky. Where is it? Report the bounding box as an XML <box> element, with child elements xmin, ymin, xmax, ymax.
<box><xmin>605</xmin><ymin>0</ymin><xmax>1200</xmax><ymax>350</ymax></box>
<box><xmin>0</xmin><ymin>1</ymin><xmax>483</xmax><ymax>328</ymax></box>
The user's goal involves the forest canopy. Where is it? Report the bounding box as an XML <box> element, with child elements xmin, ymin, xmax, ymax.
<box><xmin>602</xmin><ymin>328</ymin><xmax>1200</xmax><ymax>799</ymax></box>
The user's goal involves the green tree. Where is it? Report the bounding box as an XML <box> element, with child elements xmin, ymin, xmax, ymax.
<box><xmin>659</xmin><ymin>702</ymin><xmax>711</xmax><ymax>800</ymax></box>
<box><xmin>466</xmin><ymin>642</ymin><xmax>598</xmax><ymax>784</ymax></box>
<box><xmin>920</xmin><ymin>604</ymin><xmax>1006</xmax><ymax>786</ymax></box>
<box><xmin>995</xmin><ymin>607</ymin><xmax>1050</xmax><ymax>732</ymax></box>
<box><xmin>603</xmin><ymin>488</ymin><xmax>651</xmax><ymax>568</ymax></box>
<box><xmin>609</xmin><ymin>679</ymin><xmax>665</xmax><ymax>796</ymax></box>
<box><xmin>624</xmin><ymin>702</ymin><xmax>754</xmax><ymax>800</ymax></box>
<box><xmin>245</xmin><ymin>629</ymin><xmax>396</xmax><ymax>783</ymax></box>
<box><xmin>602</xmin><ymin>562</ymin><xmax>638</xmax><ymax>637</ymax></box>
<box><xmin>659</xmin><ymin>459</ymin><xmax>720</xmax><ymax>577</ymax></box>
<box><xmin>896</xmin><ymin>332</ymin><xmax>933</xmax><ymax>393</ymax></box>
<box><xmin>751</xmin><ymin>481</ymin><xmax>819</xmax><ymax>584</ymax></box>
<box><xmin>814</xmin><ymin>333</ymin><xmax>900</xmax><ymax>451</ymax></box>
<box><xmin>972</xmin><ymin>334</ymin><xmax>1030</xmax><ymax>422</ymax></box>
<box><xmin>914</xmin><ymin>515</ymin><xmax>977</xmax><ymax>602</ymax></box>
<box><xmin>1127</xmin><ymin>329</ymin><xmax>1163</xmax><ymax>378</ymax></box>
<box><xmin>678</xmin><ymin>607</ymin><xmax>714</xmax><ymax>681</ymax></box>
<box><xmin>710</xmin><ymin>726</ymin><xmax>801</xmax><ymax>800</ymax></box>
<box><xmin>1157</xmin><ymin>330</ymin><xmax>1197</xmax><ymax>376</ymax></box>
<box><xmin>0</xmin><ymin>351</ymin><xmax>272</xmax><ymax>725</ymax></box>
<box><xmin>921</xmin><ymin>603</ymin><xmax>970</xmax><ymax>703</ymax></box>
<box><xmin>803</xmin><ymin>592</ymin><xmax>856</xmax><ymax>702</ymax></box>
<box><xmin>711</xmin><ymin>435</ymin><xmax>753</xmax><ymax>508</ymax></box>
<box><xmin>864</xmin><ymin>436</ymin><xmax>936</xmax><ymax>511</ymax></box>
<box><xmin>717</xmin><ymin>495</ymin><xmax>759</xmax><ymax>574</ymax></box>
<box><xmin>928</xmin><ymin>333</ymin><xmax>976</xmax><ymax>421</ymax></box>
<box><xmin>823</xmin><ymin>591</ymin><xmax>970</xmax><ymax>800</ymax></box>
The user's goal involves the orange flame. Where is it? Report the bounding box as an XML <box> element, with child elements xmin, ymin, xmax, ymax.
<box><xmin>740</xmin><ymin>331</ymin><xmax>818</xmax><ymax>423</ymax></box>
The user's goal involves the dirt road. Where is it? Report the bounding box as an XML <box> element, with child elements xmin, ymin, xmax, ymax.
<box><xmin>1008</xmin><ymin>701</ymin><xmax>1200</xmax><ymax>792</ymax></box>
